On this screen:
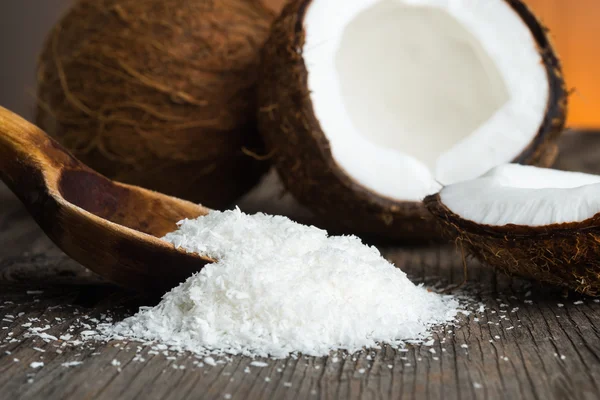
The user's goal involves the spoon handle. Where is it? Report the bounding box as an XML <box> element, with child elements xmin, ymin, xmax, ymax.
<box><xmin>0</xmin><ymin>106</ymin><xmax>86</xmax><ymax>204</ymax></box>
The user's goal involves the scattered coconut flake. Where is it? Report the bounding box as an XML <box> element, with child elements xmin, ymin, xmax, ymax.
<box><xmin>111</xmin><ymin>359</ymin><xmax>121</xmax><ymax>367</ymax></box>
<box><xmin>30</xmin><ymin>362</ymin><xmax>44</xmax><ymax>369</ymax></box>
<box><xmin>35</xmin><ymin>332</ymin><xmax>57</xmax><ymax>342</ymax></box>
<box><xmin>250</xmin><ymin>361</ymin><xmax>269</xmax><ymax>367</ymax></box>
<box><xmin>574</xmin><ymin>301</ymin><xmax>584</xmax><ymax>305</ymax></box>
<box><xmin>105</xmin><ymin>210</ymin><xmax>461</xmax><ymax>358</ymax></box>
<box><xmin>30</xmin><ymin>325</ymin><xmax>50</xmax><ymax>332</ymax></box>
<box><xmin>203</xmin><ymin>357</ymin><xmax>217</xmax><ymax>366</ymax></box>
<box><xmin>473</xmin><ymin>382</ymin><xmax>483</xmax><ymax>389</ymax></box>
<box><xmin>62</xmin><ymin>361</ymin><xmax>83</xmax><ymax>367</ymax></box>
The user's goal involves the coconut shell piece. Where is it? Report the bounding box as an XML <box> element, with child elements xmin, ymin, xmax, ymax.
<box><xmin>37</xmin><ymin>0</ymin><xmax>286</xmax><ymax>209</ymax></box>
<box><xmin>257</xmin><ymin>0</ymin><xmax>567</xmax><ymax>242</ymax></box>
<box><xmin>424</xmin><ymin>193</ymin><xmax>600</xmax><ymax>296</ymax></box>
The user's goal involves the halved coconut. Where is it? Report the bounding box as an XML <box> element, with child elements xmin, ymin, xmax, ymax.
<box><xmin>258</xmin><ymin>0</ymin><xmax>567</xmax><ymax>241</ymax></box>
<box><xmin>425</xmin><ymin>164</ymin><xmax>600</xmax><ymax>295</ymax></box>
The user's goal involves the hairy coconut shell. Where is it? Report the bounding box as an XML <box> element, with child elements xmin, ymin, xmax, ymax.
<box><xmin>257</xmin><ymin>0</ymin><xmax>567</xmax><ymax>242</ymax></box>
<box><xmin>37</xmin><ymin>0</ymin><xmax>285</xmax><ymax>208</ymax></box>
<box><xmin>424</xmin><ymin>193</ymin><xmax>600</xmax><ymax>296</ymax></box>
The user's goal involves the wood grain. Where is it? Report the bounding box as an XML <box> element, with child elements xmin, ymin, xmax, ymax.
<box><xmin>0</xmin><ymin>132</ymin><xmax>600</xmax><ymax>399</ymax></box>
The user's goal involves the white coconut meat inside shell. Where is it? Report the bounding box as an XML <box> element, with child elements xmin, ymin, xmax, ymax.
<box><xmin>304</xmin><ymin>0</ymin><xmax>549</xmax><ymax>201</ymax></box>
<box><xmin>440</xmin><ymin>164</ymin><xmax>600</xmax><ymax>227</ymax></box>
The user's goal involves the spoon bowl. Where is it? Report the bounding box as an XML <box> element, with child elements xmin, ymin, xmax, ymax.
<box><xmin>0</xmin><ymin>106</ymin><xmax>214</xmax><ymax>293</ymax></box>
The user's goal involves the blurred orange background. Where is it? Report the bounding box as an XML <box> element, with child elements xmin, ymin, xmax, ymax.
<box><xmin>526</xmin><ymin>0</ymin><xmax>600</xmax><ymax>129</ymax></box>
<box><xmin>0</xmin><ymin>1</ymin><xmax>597</xmax><ymax>129</ymax></box>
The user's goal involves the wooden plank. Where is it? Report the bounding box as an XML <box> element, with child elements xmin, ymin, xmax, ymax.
<box><xmin>1</xmin><ymin>132</ymin><xmax>600</xmax><ymax>399</ymax></box>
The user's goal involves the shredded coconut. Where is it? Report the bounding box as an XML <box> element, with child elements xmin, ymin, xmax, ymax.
<box><xmin>62</xmin><ymin>361</ymin><xmax>83</xmax><ymax>367</ymax></box>
<box><xmin>107</xmin><ymin>210</ymin><xmax>461</xmax><ymax>358</ymax></box>
<box><xmin>203</xmin><ymin>356</ymin><xmax>217</xmax><ymax>366</ymax></box>
<box><xmin>249</xmin><ymin>361</ymin><xmax>269</xmax><ymax>367</ymax></box>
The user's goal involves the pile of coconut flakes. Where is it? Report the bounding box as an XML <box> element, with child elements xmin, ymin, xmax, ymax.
<box><xmin>97</xmin><ymin>209</ymin><xmax>462</xmax><ymax>358</ymax></box>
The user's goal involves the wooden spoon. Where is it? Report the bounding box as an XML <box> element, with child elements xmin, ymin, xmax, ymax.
<box><xmin>0</xmin><ymin>106</ymin><xmax>214</xmax><ymax>293</ymax></box>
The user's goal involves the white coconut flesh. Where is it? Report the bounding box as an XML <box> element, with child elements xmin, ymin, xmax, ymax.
<box><xmin>304</xmin><ymin>0</ymin><xmax>549</xmax><ymax>201</ymax></box>
<box><xmin>440</xmin><ymin>164</ymin><xmax>600</xmax><ymax>227</ymax></box>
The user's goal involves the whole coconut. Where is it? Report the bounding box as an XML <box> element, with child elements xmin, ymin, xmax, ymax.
<box><xmin>37</xmin><ymin>0</ymin><xmax>285</xmax><ymax>208</ymax></box>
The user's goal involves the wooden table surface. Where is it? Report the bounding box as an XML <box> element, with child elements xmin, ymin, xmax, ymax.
<box><xmin>1</xmin><ymin>132</ymin><xmax>600</xmax><ymax>400</ymax></box>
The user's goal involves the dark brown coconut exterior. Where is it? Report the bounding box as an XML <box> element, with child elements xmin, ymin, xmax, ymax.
<box><xmin>257</xmin><ymin>0</ymin><xmax>567</xmax><ymax>242</ymax></box>
<box><xmin>37</xmin><ymin>0</ymin><xmax>286</xmax><ymax>209</ymax></box>
<box><xmin>425</xmin><ymin>193</ymin><xmax>600</xmax><ymax>296</ymax></box>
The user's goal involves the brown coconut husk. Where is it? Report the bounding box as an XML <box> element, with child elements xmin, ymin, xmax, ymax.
<box><xmin>424</xmin><ymin>193</ymin><xmax>600</xmax><ymax>296</ymax></box>
<box><xmin>257</xmin><ymin>0</ymin><xmax>567</xmax><ymax>242</ymax></box>
<box><xmin>37</xmin><ymin>0</ymin><xmax>286</xmax><ymax>208</ymax></box>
